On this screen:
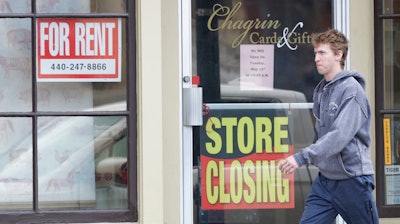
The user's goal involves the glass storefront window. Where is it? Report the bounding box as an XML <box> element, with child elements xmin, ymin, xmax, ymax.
<box><xmin>36</xmin><ymin>0</ymin><xmax>126</xmax><ymax>14</ymax></box>
<box><xmin>376</xmin><ymin>0</ymin><xmax>400</xmax><ymax>218</ymax></box>
<box><xmin>0</xmin><ymin>18</ymin><xmax>32</xmax><ymax>112</ymax></box>
<box><xmin>383</xmin><ymin>0</ymin><xmax>400</xmax><ymax>14</ymax></box>
<box><xmin>0</xmin><ymin>117</ymin><xmax>32</xmax><ymax>210</ymax></box>
<box><xmin>194</xmin><ymin>0</ymin><xmax>332</xmax><ymax>103</ymax></box>
<box><xmin>383</xmin><ymin>19</ymin><xmax>400</xmax><ymax>110</ymax></box>
<box><xmin>36</xmin><ymin>82</ymin><xmax>127</xmax><ymax>111</ymax></box>
<box><xmin>0</xmin><ymin>0</ymin><xmax>31</xmax><ymax>13</ymax></box>
<box><xmin>37</xmin><ymin>116</ymin><xmax>127</xmax><ymax>210</ymax></box>
<box><xmin>90</xmin><ymin>0</ymin><xmax>127</xmax><ymax>13</ymax></box>
<box><xmin>192</xmin><ymin>0</ymin><xmax>332</xmax><ymax>223</ymax></box>
<box><xmin>36</xmin><ymin>0</ymin><xmax>91</xmax><ymax>13</ymax></box>
<box><xmin>0</xmin><ymin>116</ymin><xmax>127</xmax><ymax>210</ymax></box>
<box><xmin>382</xmin><ymin>115</ymin><xmax>400</xmax><ymax>205</ymax></box>
<box><xmin>0</xmin><ymin>0</ymin><xmax>136</xmax><ymax>222</ymax></box>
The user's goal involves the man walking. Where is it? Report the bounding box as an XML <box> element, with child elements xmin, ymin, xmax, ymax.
<box><xmin>279</xmin><ymin>29</ymin><xmax>379</xmax><ymax>224</ymax></box>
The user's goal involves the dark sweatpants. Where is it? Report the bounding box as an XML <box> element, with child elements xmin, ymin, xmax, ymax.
<box><xmin>300</xmin><ymin>173</ymin><xmax>379</xmax><ymax>224</ymax></box>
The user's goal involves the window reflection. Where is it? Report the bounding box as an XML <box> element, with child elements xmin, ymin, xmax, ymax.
<box><xmin>192</xmin><ymin>0</ymin><xmax>332</xmax><ymax>223</ymax></box>
<box><xmin>0</xmin><ymin>0</ymin><xmax>133</xmax><ymax>218</ymax></box>
<box><xmin>0</xmin><ymin>18</ymin><xmax>32</xmax><ymax>112</ymax></box>
<box><xmin>383</xmin><ymin>0</ymin><xmax>400</xmax><ymax>14</ymax></box>
<box><xmin>0</xmin><ymin>115</ymin><xmax>129</xmax><ymax>210</ymax></box>
<box><xmin>0</xmin><ymin>117</ymin><xmax>32</xmax><ymax>211</ymax></box>
<box><xmin>383</xmin><ymin>19</ymin><xmax>400</xmax><ymax>109</ymax></box>
<box><xmin>36</xmin><ymin>0</ymin><xmax>90</xmax><ymax>13</ymax></box>
<box><xmin>0</xmin><ymin>0</ymin><xmax>30</xmax><ymax>13</ymax></box>
<box><xmin>36</xmin><ymin>0</ymin><xmax>126</xmax><ymax>13</ymax></box>
<box><xmin>37</xmin><ymin>116</ymin><xmax>127</xmax><ymax>210</ymax></box>
<box><xmin>90</xmin><ymin>0</ymin><xmax>126</xmax><ymax>13</ymax></box>
<box><xmin>194</xmin><ymin>0</ymin><xmax>331</xmax><ymax>103</ymax></box>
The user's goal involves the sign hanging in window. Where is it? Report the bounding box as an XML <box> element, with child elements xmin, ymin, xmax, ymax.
<box><xmin>36</xmin><ymin>18</ymin><xmax>122</xmax><ymax>82</ymax></box>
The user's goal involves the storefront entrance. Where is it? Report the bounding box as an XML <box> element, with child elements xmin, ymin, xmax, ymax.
<box><xmin>182</xmin><ymin>0</ymin><xmax>347</xmax><ymax>223</ymax></box>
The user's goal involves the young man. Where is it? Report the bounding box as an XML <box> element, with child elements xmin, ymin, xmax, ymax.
<box><xmin>279</xmin><ymin>29</ymin><xmax>379</xmax><ymax>223</ymax></box>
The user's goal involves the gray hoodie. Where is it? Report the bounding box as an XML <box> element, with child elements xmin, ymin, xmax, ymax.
<box><xmin>293</xmin><ymin>70</ymin><xmax>374</xmax><ymax>180</ymax></box>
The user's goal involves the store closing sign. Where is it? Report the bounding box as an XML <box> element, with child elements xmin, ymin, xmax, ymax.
<box><xmin>36</xmin><ymin>18</ymin><xmax>121</xmax><ymax>82</ymax></box>
<box><xmin>200</xmin><ymin>104</ymin><xmax>295</xmax><ymax>210</ymax></box>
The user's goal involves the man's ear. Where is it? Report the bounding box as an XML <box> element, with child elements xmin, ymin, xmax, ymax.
<box><xmin>335</xmin><ymin>50</ymin><xmax>343</xmax><ymax>61</ymax></box>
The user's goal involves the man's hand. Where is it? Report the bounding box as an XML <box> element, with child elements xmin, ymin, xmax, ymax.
<box><xmin>279</xmin><ymin>155</ymin><xmax>299</xmax><ymax>175</ymax></box>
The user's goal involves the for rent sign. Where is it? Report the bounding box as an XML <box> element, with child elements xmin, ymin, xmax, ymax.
<box><xmin>36</xmin><ymin>18</ymin><xmax>121</xmax><ymax>82</ymax></box>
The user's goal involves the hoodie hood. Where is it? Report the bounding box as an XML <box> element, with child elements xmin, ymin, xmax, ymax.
<box><xmin>314</xmin><ymin>70</ymin><xmax>366</xmax><ymax>97</ymax></box>
<box><xmin>333</xmin><ymin>70</ymin><xmax>366</xmax><ymax>90</ymax></box>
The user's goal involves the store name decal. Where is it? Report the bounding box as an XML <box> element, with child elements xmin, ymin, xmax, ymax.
<box><xmin>207</xmin><ymin>2</ymin><xmax>311</xmax><ymax>49</ymax></box>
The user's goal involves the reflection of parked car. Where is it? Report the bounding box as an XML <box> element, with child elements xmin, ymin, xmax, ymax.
<box><xmin>193</xmin><ymin>83</ymin><xmax>319</xmax><ymax>224</ymax></box>
<box><xmin>221</xmin><ymin>83</ymin><xmax>315</xmax><ymax>150</ymax></box>
<box><xmin>0</xmin><ymin>102</ymin><xmax>127</xmax><ymax>210</ymax></box>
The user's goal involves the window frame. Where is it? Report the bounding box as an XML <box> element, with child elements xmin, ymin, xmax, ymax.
<box><xmin>0</xmin><ymin>1</ymin><xmax>137</xmax><ymax>222</ymax></box>
<box><xmin>374</xmin><ymin>0</ymin><xmax>400</xmax><ymax>218</ymax></box>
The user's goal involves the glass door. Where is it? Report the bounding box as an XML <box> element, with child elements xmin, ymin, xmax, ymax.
<box><xmin>189</xmin><ymin>0</ymin><xmax>334</xmax><ymax>223</ymax></box>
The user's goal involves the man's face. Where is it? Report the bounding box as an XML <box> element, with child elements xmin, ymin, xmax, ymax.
<box><xmin>313</xmin><ymin>43</ymin><xmax>342</xmax><ymax>78</ymax></box>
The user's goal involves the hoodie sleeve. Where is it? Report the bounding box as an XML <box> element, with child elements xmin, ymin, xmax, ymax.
<box><xmin>293</xmin><ymin>93</ymin><xmax>369</xmax><ymax>167</ymax></box>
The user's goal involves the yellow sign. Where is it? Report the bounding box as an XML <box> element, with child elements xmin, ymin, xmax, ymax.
<box><xmin>200</xmin><ymin>107</ymin><xmax>294</xmax><ymax>210</ymax></box>
<box><xmin>383</xmin><ymin>118</ymin><xmax>392</xmax><ymax>165</ymax></box>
